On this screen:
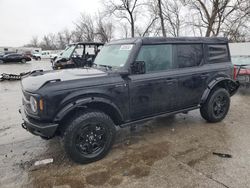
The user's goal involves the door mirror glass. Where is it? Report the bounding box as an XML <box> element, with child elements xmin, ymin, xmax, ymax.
<box><xmin>131</xmin><ymin>61</ymin><xmax>146</xmax><ymax>74</ymax></box>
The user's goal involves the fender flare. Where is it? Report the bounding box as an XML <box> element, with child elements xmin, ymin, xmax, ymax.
<box><xmin>200</xmin><ymin>77</ymin><xmax>240</xmax><ymax>104</ymax></box>
<box><xmin>54</xmin><ymin>97</ymin><xmax>124</xmax><ymax>123</ymax></box>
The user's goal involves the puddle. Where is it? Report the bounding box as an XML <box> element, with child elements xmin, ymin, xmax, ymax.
<box><xmin>27</xmin><ymin>141</ymin><xmax>170</xmax><ymax>187</ymax></box>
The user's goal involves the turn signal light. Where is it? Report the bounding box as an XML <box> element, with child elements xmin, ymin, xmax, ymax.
<box><xmin>39</xmin><ymin>99</ymin><xmax>44</xmax><ymax>111</ymax></box>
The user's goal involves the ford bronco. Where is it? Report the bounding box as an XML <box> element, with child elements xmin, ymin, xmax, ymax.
<box><xmin>20</xmin><ymin>37</ymin><xmax>239</xmax><ymax>164</ymax></box>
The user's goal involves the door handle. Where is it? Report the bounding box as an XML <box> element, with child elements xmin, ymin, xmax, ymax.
<box><xmin>201</xmin><ymin>73</ymin><xmax>209</xmax><ymax>79</ymax></box>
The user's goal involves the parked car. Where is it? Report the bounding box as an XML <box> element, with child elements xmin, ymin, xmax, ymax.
<box><xmin>52</xmin><ymin>42</ymin><xmax>104</xmax><ymax>69</ymax></box>
<box><xmin>232</xmin><ymin>56</ymin><xmax>250</xmax><ymax>88</ymax></box>
<box><xmin>20</xmin><ymin>37</ymin><xmax>239</xmax><ymax>164</ymax></box>
<box><xmin>0</xmin><ymin>51</ymin><xmax>15</xmax><ymax>58</ymax></box>
<box><xmin>0</xmin><ymin>53</ymin><xmax>31</xmax><ymax>63</ymax></box>
<box><xmin>0</xmin><ymin>53</ymin><xmax>4</xmax><ymax>58</ymax></box>
<box><xmin>32</xmin><ymin>51</ymin><xmax>51</xmax><ymax>60</ymax></box>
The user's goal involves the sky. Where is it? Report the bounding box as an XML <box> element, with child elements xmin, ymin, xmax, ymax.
<box><xmin>0</xmin><ymin>0</ymin><xmax>102</xmax><ymax>47</ymax></box>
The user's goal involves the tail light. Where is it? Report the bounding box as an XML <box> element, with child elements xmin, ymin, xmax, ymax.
<box><xmin>233</xmin><ymin>65</ymin><xmax>237</xmax><ymax>80</ymax></box>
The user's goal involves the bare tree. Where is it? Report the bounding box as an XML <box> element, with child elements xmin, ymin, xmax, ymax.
<box><xmin>147</xmin><ymin>0</ymin><xmax>183</xmax><ymax>37</ymax></box>
<box><xmin>95</xmin><ymin>15</ymin><xmax>114</xmax><ymax>43</ymax></box>
<box><xmin>122</xmin><ymin>23</ymin><xmax>130</xmax><ymax>38</ymax></box>
<box><xmin>135</xmin><ymin>1</ymin><xmax>159</xmax><ymax>36</ymax></box>
<box><xmin>40</xmin><ymin>34</ymin><xmax>57</xmax><ymax>50</ymax></box>
<box><xmin>104</xmin><ymin>0</ymin><xmax>144</xmax><ymax>37</ymax></box>
<box><xmin>184</xmin><ymin>0</ymin><xmax>250</xmax><ymax>37</ymax></box>
<box><xmin>161</xmin><ymin>0</ymin><xmax>183</xmax><ymax>37</ymax></box>
<box><xmin>24</xmin><ymin>36</ymin><xmax>39</xmax><ymax>47</ymax></box>
<box><xmin>57</xmin><ymin>29</ymin><xmax>73</xmax><ymax>49</ymax></box>
<box><xmin>222</xmin><ymin>12</ymin><xmax>250</xmax><ymax>42</ymax></box>
<box><xmin>72</xmin><ymin>13</ymin><xmax>95</xmax><ymax>42</ymax></box>
<box><xmin>157</xmin><ymin>0</ymin><xmax>166</xmax><ymax>37</ymax></box>
<box><xmin>63</xmin><ymin>29</ymin><xmax>73</xmax><ymax>44</ymax></box>
<box><xmin>29</xmin><ymin>36</ymin><xmax>39</xmax><ymax>47</ymax></box>
<box><xmin>224</xmin><ymin>21</ymin><xmax>248</xmax><ymax>42</ymax></box>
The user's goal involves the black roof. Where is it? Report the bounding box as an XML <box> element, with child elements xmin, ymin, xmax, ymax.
<box><xmin>108</xmin><ymin>37</ymin><xmax>228</xmax><ymax>45</ymax></box>
<box><xmin>69</xmin><ymin>42</ymin><xmax>104</xmax><ymax>46</ymax></box>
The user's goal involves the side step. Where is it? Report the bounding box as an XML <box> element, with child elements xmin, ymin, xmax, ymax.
<box><xmin>119</xmin><ymin>106</ymin><xmax>198</xmax><ymax>128</ymax></box>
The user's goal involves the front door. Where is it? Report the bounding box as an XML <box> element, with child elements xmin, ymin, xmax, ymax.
<box><xmin>128</xmin><ymin>44</ymin><xmax>178</xmax><ymax>120</ymax></box>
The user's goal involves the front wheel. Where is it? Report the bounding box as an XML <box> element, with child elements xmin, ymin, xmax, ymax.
<box><xmin>63</xmin><ymin>110</ymin><xmax>116</xmax><ymax>164</ymax></box>
<box><xmin>200</xmin><ymin>88</ymin><xmax>230</xmax><ymax>123</ymax></box>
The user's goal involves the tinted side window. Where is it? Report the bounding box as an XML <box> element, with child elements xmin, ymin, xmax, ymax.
<box><xmin>207</xmin><ymin>44</ymin><xmax>229</xmax><ymax>63</ymax></box>
<box><xmin>175</xmin><ymin>44</ymin><xmax>203</xmax><ymax>68</ymax></box>
<box><xmin>136</xmin><ymin>44</ymin><xmax>173</xmax><ymax>72</ymax></box>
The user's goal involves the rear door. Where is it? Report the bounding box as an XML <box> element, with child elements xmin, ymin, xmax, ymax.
<box><xmin>173</xmin><ymin>44</ymin><xmax>207</xmax><ymax>109</ymax></box>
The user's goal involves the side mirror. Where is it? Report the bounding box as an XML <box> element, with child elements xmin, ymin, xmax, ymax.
<box><xmin>131</xmin><ymin>61</ymin><xmax>146</xmax><ymax>74</ymax></box>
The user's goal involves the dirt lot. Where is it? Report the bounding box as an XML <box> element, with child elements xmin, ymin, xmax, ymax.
<box><xmin>0</xmin><ymin>60</ymin><xmax>250</xmax><ymax>188</ymax></box>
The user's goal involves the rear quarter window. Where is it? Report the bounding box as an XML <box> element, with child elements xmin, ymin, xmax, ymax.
<box><xmin>207</xmin><ymin>44</ymin><xmax>230</xmax><ymax>63</ymax></box>
<box><xmin>175</xmin><ymin>44</ymin><xmax>203</xmax><ymax>68</ymax></box>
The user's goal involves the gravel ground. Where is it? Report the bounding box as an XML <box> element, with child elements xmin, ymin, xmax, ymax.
<box><xmin>0</xmin><ymin>60</ymin><xmax>250</xmax><ymax>188</ymax></box>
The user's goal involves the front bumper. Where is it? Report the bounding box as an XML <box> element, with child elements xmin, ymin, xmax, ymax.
<box><xmin>20</xmin><ymin>107</ymin><xmax>58</xmax><ymax>138</ymax></box>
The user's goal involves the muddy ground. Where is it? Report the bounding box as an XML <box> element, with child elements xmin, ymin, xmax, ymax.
<box><xmin>0</xmin><ymin>60</ymin><xmax>250</xmax><ymax>188</ymax></box>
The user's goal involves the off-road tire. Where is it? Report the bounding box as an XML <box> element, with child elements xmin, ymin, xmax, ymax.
<box><xmin>200</xmin><ymin>88</ymin><xmax>230</xmax><ymax>123</ymax></box>
<box><xmin>40</xmin><ymin>136</ymin><xmax>51</xmax><ymax>140</ymax></box>
<box><xmin>63</xmin><ymin>110</ymin><xmax>116</xmax><ymax>164</ymax></box>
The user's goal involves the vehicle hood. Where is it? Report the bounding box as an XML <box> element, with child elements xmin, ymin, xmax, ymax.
<box><xmin>21</xmin><ymin>68</ymin><xmax>107</xmax><ymax>92</ymax></box>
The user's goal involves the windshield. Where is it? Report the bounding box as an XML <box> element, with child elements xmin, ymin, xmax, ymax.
<box><xmin>61</xmin><ymin>46</ymin><xmax>75</xmax><ymax>58</ymax></box>
<box><xmin>94</xmin><ymin>44</ymin><xmax>133</xmax><ymax>68</ymax></box>
<box><xmin>231</xmin><ymin>56</ymin><xmax>250</xmax><ymax>66</ymax></box>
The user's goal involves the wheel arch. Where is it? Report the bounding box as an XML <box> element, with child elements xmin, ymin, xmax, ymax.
<box><xmin>200</xmin><ymin>77</ymin><xmax>240</xmax><ymax>104</ymax></box>
<box><xmin>54</xmin><ymin>97</ymin><xmax>124</xmax><ymax>126</ymax></box>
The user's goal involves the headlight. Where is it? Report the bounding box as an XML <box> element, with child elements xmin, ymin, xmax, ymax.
<box><xmin>30</xmin><ymin>96</ymin><xmax>38</xmax><ymax>113</ymax></box>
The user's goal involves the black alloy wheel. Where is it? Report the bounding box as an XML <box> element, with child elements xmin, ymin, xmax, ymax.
<box><xmin>212</xmin><ymin>94</ymin><xmax>228</xmax><ymax>118</ymax></box>
<box><xmin>75</xmin><ymin>123</ymin><xmax>108</xmax><ymax>158</ymax></box>
<box><xmin>200</xmin><ymin>88</ymin><xmax>230</xmax><ymax>123</ymax></box>
<box><xmin>63</xmin><ymin>110</ymin><xmax>116</xmax><ymax>164</ymax></box>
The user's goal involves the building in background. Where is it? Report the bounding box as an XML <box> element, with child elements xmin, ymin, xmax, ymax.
<box><xmin>229</xmin><ymin>43</ymin><xmax>250</xmax><ymax>56</ymax></box>
<box><xmin>0</xmin><ymin>46</ymin><xmax>42</xmax><ymax>55</ymax></box>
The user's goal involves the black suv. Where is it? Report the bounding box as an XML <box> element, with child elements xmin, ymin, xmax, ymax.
<box><xmin>0</xmin><ymin>53</ymin><xmax>31</xmax><ymax>63</ymax></box>
<box><xmin>20</xmin><ymin>37</ymin><xmax>239</xmax><ymax>164</ymax></box>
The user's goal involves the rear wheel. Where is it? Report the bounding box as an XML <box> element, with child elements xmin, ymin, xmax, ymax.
<box><xmin>63</xmin><ymin>110</ymin><xmax>116</xmax><ymax>164</ymax></box>
<box><xmin>200</xmin><ymin>88</ymin><xmax>230</xmax><ymax>123</ymax></box>
<box><xmin>21</xmin><ymin>59</ymin><xmax>26</xmax><ymax>63</ymax></box>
